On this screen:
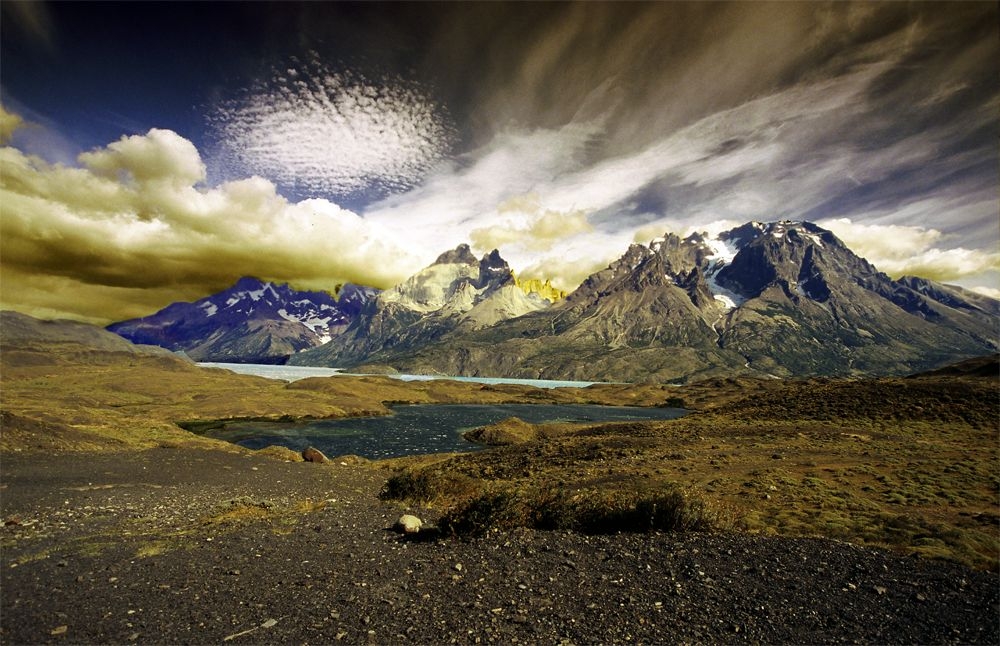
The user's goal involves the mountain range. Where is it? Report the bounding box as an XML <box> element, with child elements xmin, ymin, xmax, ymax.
<box><xmin>107</xmin><ymin>277</ymin><xmax>378</xmax><ymax>364</ymax></box>
<box><xmin>107</xmin><ymin>221</ymin><xmax>999</xmax><ymax>381</ymax></box>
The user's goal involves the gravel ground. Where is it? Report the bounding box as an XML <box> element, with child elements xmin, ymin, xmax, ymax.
<box><xmin>1</xmin><ymin>448</ymin><xmax>997</xmax><ymax>645</ymax></box>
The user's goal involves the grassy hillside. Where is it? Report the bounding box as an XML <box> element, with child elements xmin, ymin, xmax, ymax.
<box><xmin>2</xmin><ymin>312</ymin><xmax>996</xmax><ymax>570</ymax></box>
<box><xmin>380</xmin><ymin>366</ymin><xmax>1000</xmax><ymax>570</ymax></box>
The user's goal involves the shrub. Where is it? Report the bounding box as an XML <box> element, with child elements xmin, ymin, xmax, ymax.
<box><xmin>379</xmin><ymin>469</ymin><xmax>479</xmax><ymax>507</ymax></box>
<box><xmin>439</xmin><ymin>485</ymin><xmax>741</xmax><ymax>537</ymax></box>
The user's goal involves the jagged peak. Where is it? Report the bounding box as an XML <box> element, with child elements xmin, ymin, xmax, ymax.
<box><xmin>232</xmin><ymin>276</ymin><xmax>268</xmax><ymax>291</ymax></box>
<box><xmin>434</xmin><ymin>243</ymin><xmax>478</xmax><ymax>266</ymax></box>
<box><xmin>478</xmin><ymin>248</ymin><xmax>510</xmax><ymax>273</ymax></box>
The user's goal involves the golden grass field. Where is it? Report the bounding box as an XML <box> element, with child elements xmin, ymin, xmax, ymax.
<box><xmin>2</xmin><ymin>336</ymin><xmax>997</xmax><ymax>570</ymax></box>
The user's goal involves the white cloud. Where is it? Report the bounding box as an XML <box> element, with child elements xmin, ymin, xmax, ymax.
<box><xmin>970</xmin><ymin>286</ymin><xmax>1000</xmax><ymax>299</ymax></box>
<box><xmin>209</xmin><ymin>57</ymin><xmax>454</xmax><ymax>197</ymax></box>
<box><xmin>0</xmin><ymin>105</ymin><xmax>23</xmax><ymax>144</ymax></box>
<box><xmin>79</xmin><ymin>128</ymin><xmax>206</xmax><ymax>185</ymax></box>
<box><xmin>0</xmin><ymin>128</ymin><xmax>421</xmax><ymax>323</ymax></box>
<box><xmin>819</xmin><ymin>218</ymin><xmax>1000</xmax><ymax>283</ymax></box>
<box><xmin>470</xmin><ymin>194</ymin><xmax>593</xmax><ymax>252</ymax></box>
<box><xmin>362</xmin><ymin>58</ymin><xmax>888</xmax><ymax>284</ymax></box>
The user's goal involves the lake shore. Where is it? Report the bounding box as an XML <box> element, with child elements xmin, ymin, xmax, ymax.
<box><xmin>2</xmin><ymin>336</ymin><xmax>998</xmax><ymax>642</ymax></box>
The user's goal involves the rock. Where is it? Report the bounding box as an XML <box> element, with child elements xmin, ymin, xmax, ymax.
<box><xmin>302</xmin><ymin>447</ymin><xmax>329</xmax><ymax>463</ymax></box>
<box><xmin>395</xmin><ymin>514</ymin><xmax>423</xmax><ymax>534</ymax></box>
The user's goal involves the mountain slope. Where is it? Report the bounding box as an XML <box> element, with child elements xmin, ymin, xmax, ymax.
<box><xmin>107</xmin><ymin>278</ymin><xmax>378</xmax><ymax>364</ymax></box>
<box><xmin>1</xmin><ymin>310</ymin><xmax>175</xmax><ymax>357</ymax></box>
<box><xmin>290</xmin><ymin>245</ymin><xmax>556</xmax><ymax>368</ymax></box>
<box><xmin>300</xmin><ymin>221</ymin><xmax>997</xmax><ymax>382</ymax></box>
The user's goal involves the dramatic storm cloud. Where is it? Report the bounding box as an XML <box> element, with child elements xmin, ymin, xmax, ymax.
<box><xmin>0</xmin><ymin>116</ymin><xmax>418</xmax><ymax>322</ymax></box>
<box><xmin>0</xmin><ymin>2</ymin><xmax>996</xmax><ymax>321</ymax></box>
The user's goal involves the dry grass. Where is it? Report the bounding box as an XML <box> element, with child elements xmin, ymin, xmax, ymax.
<box><xmin>380</xmin><ymin>372</ymin><xmax>1000</xmax><ymax>570</ymax></box>
<box><xmin>3</xmin><ymin>340</ymin><xmax>997</xmax><ymax>570</ymax></box>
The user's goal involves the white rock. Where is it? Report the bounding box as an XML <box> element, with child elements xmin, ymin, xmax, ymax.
<box><xmin>396</xmin><ymin>514</ymin><xmax>422</xmax><ymax>534</ymax></box>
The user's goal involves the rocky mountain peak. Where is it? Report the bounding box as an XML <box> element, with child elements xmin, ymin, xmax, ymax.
<box><xmin>434</xmin><ymin>244</ymin><xmax>478</xmax><ymax>266</ymax></box>
<box><xmin>476</xmin><ymin>249</ymin><xmax>514</xmax><ymax>289</ymax></box>
<box><xmin>232</xmin><ymin>276</ymin><xmax>268</xmax><ymax>291</ymax></box>
<box><xmin>107</xmin><ymin>277</ymin><xmax>371</xmax><ymax>363</ymax></box>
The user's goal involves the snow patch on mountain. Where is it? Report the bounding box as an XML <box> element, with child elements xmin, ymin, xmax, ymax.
<box><xmin>704</xmin><ymin>236</ymin><xmax>739</xmax><ymax>265</ymax></box>
<box><xmin>701</xmin><ymin>234</ymin><xmax>746</xmax><ymax>310</ymax></box>
<box><xmin>705</xmin><ymin>272</ymin><xmax>747</xmax><ymax>310</ymax></box>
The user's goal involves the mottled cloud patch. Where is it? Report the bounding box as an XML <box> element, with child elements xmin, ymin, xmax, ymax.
<box><xmin>0</xmin><ymin>126</ymin><xmax>420</xmax><ymax>323</ymax></box>
<box><xmin>820</xmin><ymin>218</ymin><xmax>1000</xmax><ymax>283</ymax></box>
<box><xmin>208</xmin><ymin>57</ymin><xmax>454</xmax><ymax>198</ymax></box>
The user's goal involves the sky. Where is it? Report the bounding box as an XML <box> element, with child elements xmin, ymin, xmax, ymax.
<box><xmin>1</xmin><ymin>1</ymin><xmax>998</xmax><ymax>324</ymax></box>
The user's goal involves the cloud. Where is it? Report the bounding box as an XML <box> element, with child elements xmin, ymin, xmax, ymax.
<box><xmin>79</xmin><ymin>128</ymin><xmax>206</xmax><ymax>185</ymax></box>
<box><xmin>0</xmin><ymin>104</ymin><xmax>23</xmax><ymax>144</ymax></box>
<box><xmin>970</xmin><ymin>286</ymin><xmax>1000</xmax><ymax>300</ymax></box>
<box><xmin>470</xmin><ymin>194</ymin><xmax>592</xmax><ymax>252</ymax></box>
<box><xmin>632</xmin><ymin>219</ymin><xmax>743</xmax><ymax>245</ymax></box>
<box><xmin>0</xmin><ymin>2</ymin><xmax>56</xmax><ymax>56</ymax></box>
<box><xmin>819</xmin><ymin>218</ymin><xmax>1000</xmax><ymax>283</ymax></box>
<box><xmin>519</xmin><ymin>255</ymin><xmax>610</xmax><ymax>296</ymax></box>
<box><xmin>0</xmin><ymin>126</ymin><xmax>422</xmax><ymax>324</ymax></box>
<box><xmin>364</xmin><ymin>4</ymin><xmax>996</xmax><ymax>296</ymax></box>
<box><xmin>364</xmin><ymin>54</ymin><xmax>891</xmax><ymax>281</ymax></box>
<box><xmin>208</xmin><ymin>56</ymin><xmax>455</xmax><ymax>198</ymax></box>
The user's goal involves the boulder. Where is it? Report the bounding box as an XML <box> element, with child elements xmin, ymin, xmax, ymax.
<box><xmin>395</xmin><ymin>514</ymin><xmax>423</xmax><ymax>534</ymax></box>
<box><xmin>302</xmin><ymin>446</ymin><xmax>329</xmax><ymax>463</ymax></box>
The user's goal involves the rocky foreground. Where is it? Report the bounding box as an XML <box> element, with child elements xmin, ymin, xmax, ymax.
<box><xmin>2</xmin><ymin>449</ymin><xmax>996</xmax><ymax>645</ymax></box>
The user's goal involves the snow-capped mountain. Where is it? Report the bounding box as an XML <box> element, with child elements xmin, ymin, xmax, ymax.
<box><xmin>289</xmin><ymin>245</ymin><xmax>558</xmax><ymax>368</ymax></box>
<box><xmin>291</xmin><ymin>220</ymin><xmax>998</xmax><ymax>382</ymax></box>
<box><xmin>107</xmin><ymin>277</ymin><xmax>378</xmax><ymax>364</ymax></box>
<box><xmin>110</xmin><ymin>222</ymin><xmax>997</xmax><ymax>379</ymax></box>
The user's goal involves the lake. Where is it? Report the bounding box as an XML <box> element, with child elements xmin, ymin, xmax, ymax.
<box><xmin>197</xmin><ymin>362</ymin><xmax>604</xmax><ymax>389</ymax></box>
<box><xmin>203</xmin><ymin>403</ymin><xmax>687</xmax><ymax>459</ymax></box>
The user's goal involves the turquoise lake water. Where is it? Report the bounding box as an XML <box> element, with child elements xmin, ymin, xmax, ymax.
<box><xmin>198</xmin><ymin>362</ymin><xmax>603</xmax><ymax>389</ymax></box>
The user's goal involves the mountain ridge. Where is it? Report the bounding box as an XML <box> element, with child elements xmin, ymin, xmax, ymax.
<box><xmin>106</xmin><ymin>220</ymin><xmax>998</xmax><ymax>380</ymax></box>
<box><xmin>107</xmin><ymin>277</ymin><xmax>379</xmax><ymax>364</ymax></box>
<box><xmin>294</xmin><ymin>220</ymin><xmax>997</xmax><ymax>381</ymax></box>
